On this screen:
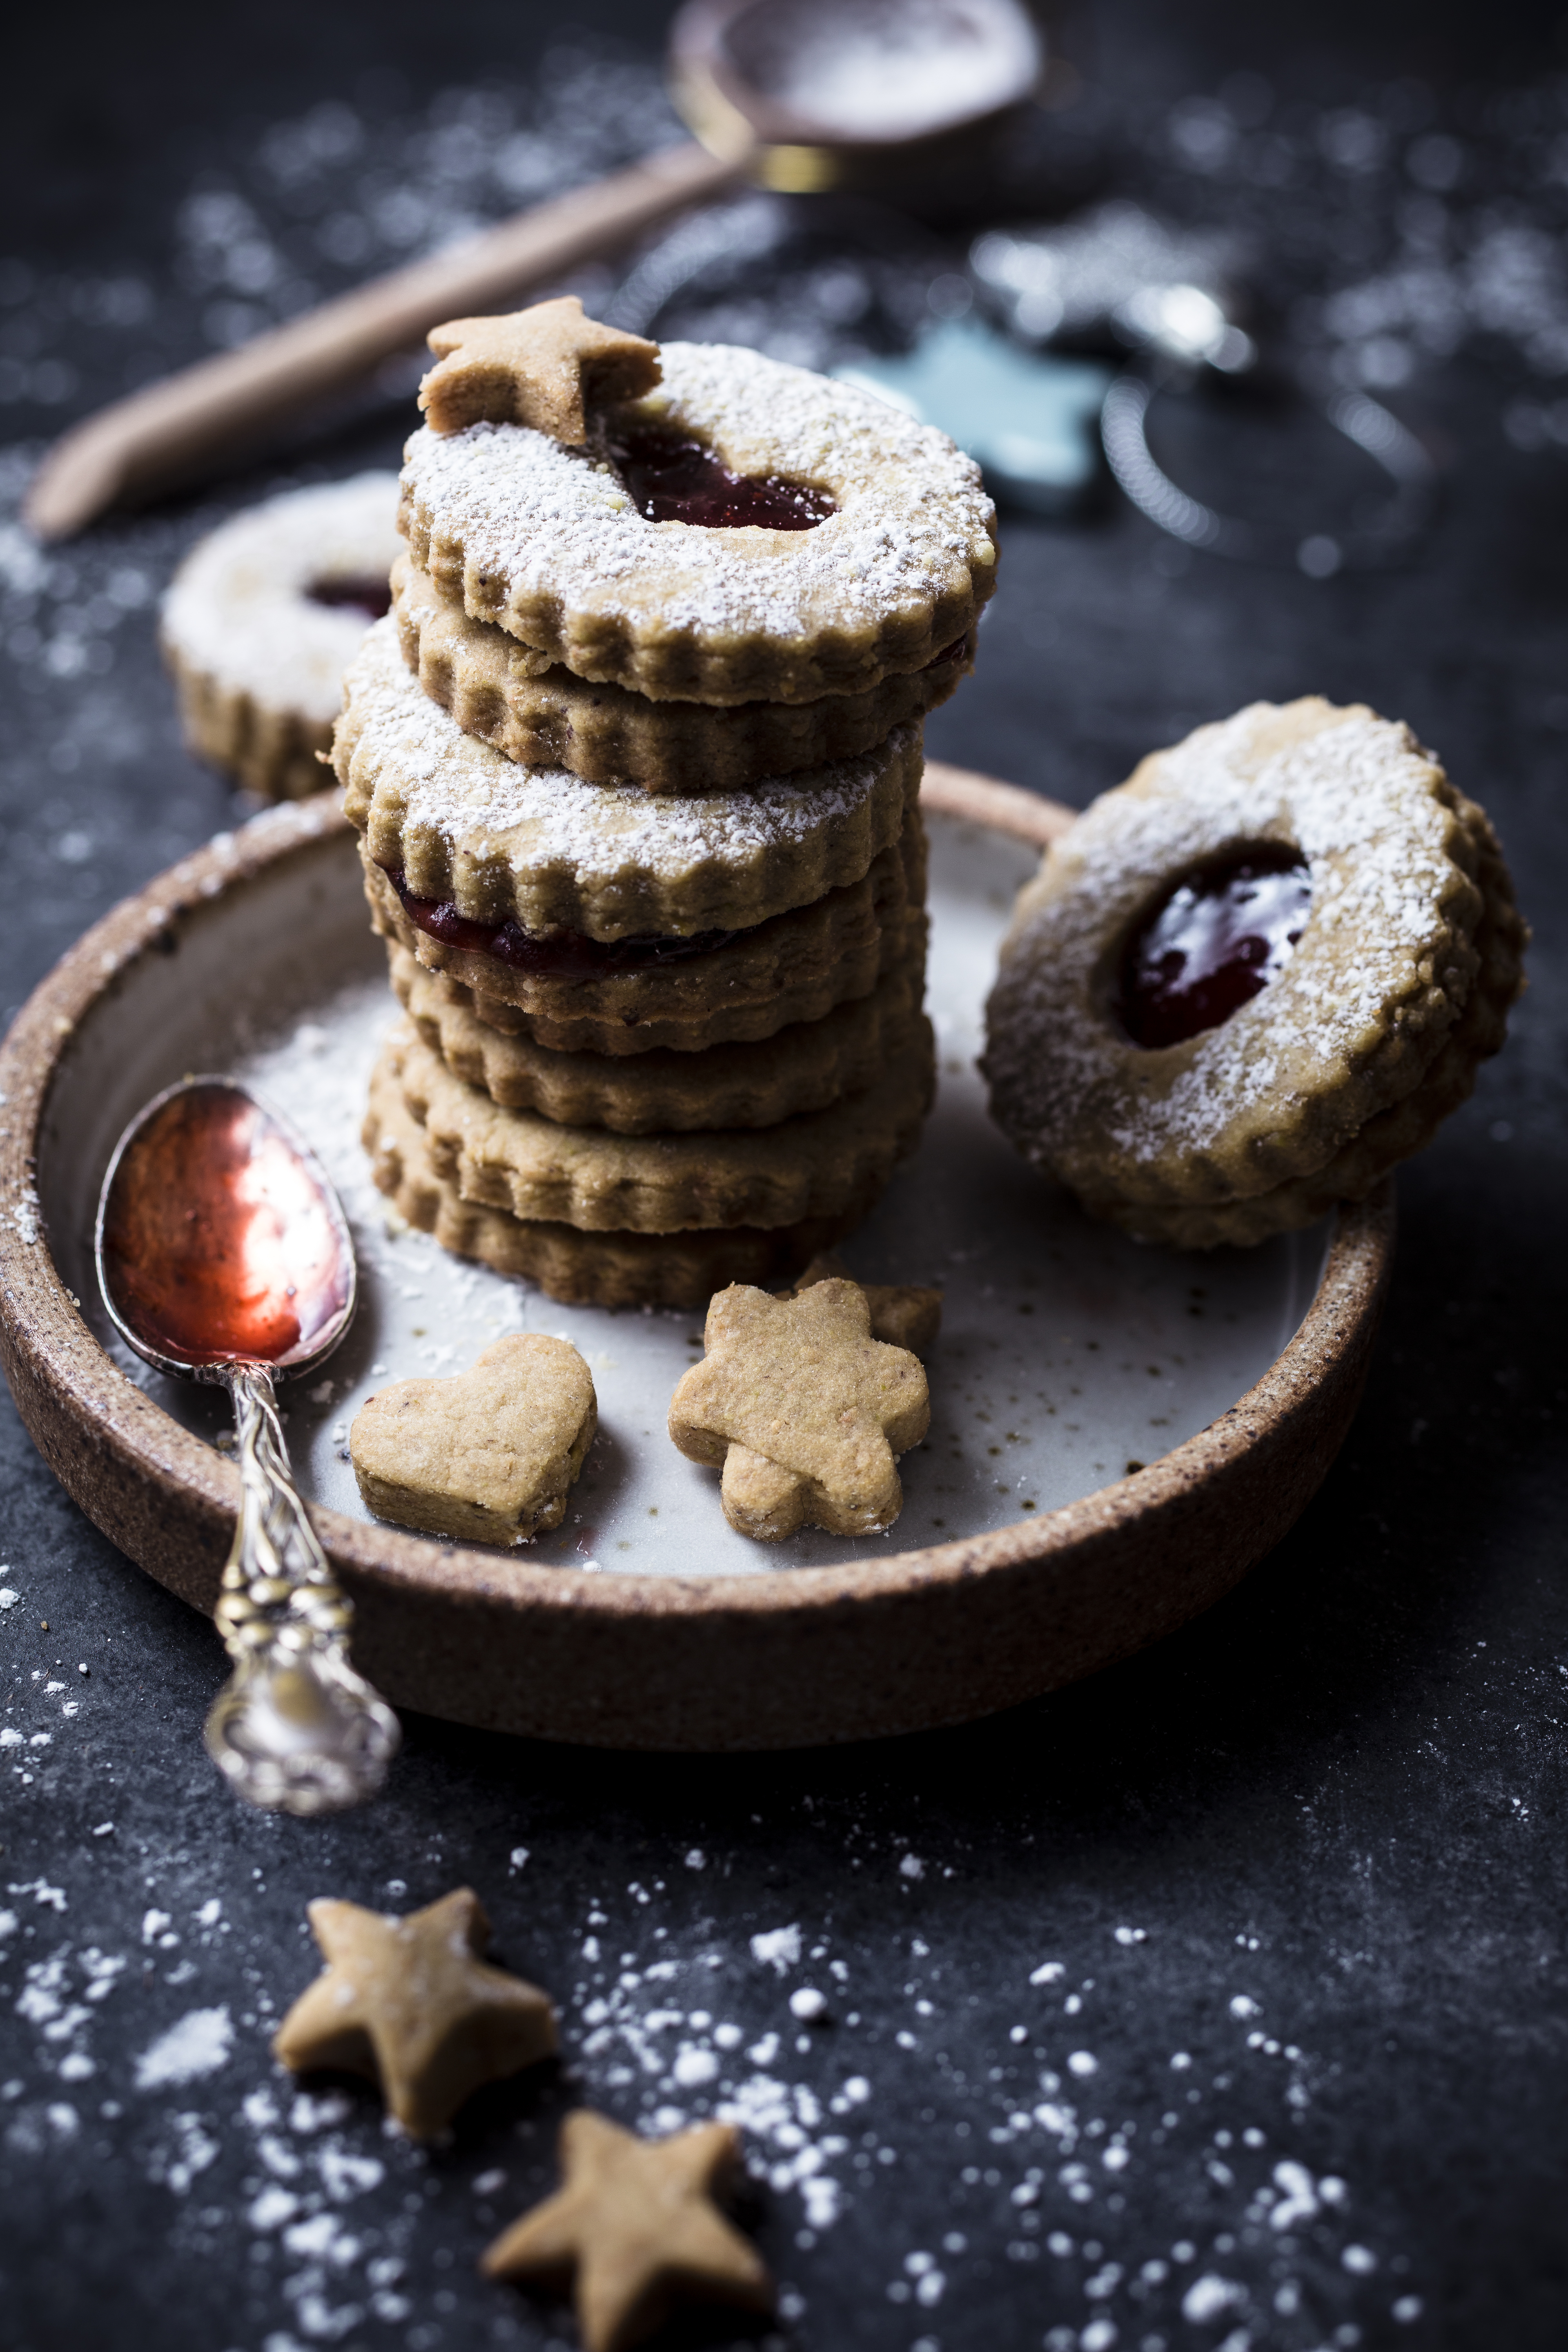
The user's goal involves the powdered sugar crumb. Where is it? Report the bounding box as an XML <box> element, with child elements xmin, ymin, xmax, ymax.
<box><xmin>134</xmin><ymin>2005</ymin><xmax>234</xmax><ymax>2090</ymax></box>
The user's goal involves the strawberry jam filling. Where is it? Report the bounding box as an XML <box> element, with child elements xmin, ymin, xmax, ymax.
<box><xmin>386</xmin><ymin>867</ymin><xmax>738</xmax><ymax>977</ymax></box>
<box><xmin>307</xmin><ymin>575</ymin><xmax>393</xmax><ymax>621</ymax></box>
<box><xmin>608</xmin><ymin>425</ymin><xmax>836</xmax><ymax>530</ymax></box>
<box><xmin>1118</xmin><ymin>848</ymin><xmax>1311</xmax><ymax>1049</ymax></box>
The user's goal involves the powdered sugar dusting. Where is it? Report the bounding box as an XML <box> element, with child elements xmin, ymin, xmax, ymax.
<box><xmin>988</xmin><ymin>701</ymin><xmax>1476</xmax><ymax>1178</ymax></box>
<box><xmin>133</xmin><ymin>2005</ymin><xmax>234</xmax><ymax>2090</ymax></box>
<box><xmin>340</xmin><ymin>618</ymin><xmax>918</xmax><ymax>935</ymax></box>
<box><xmin>401</xmin><ymin>341</ymin><xmax>995</xmax><ymax>647</ymax></box>
<box><xmin>160</xmin><ymin>473</ymin><xmax>401</xmax><ymax>719</ymax></box>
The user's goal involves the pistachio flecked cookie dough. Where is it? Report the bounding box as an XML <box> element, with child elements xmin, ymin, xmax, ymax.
<box><xmin>335</xmin><ymin>618</ymin><xmax>922</xmax><ymax>939</ymax></box>
<box><xmin>388</xmin><ymin>1018</ymin><xmax>935</xmax><ymax>1233</ymax></box>
<box><xmin>162</xmin><ymin>472</ymin><xmax>401</xmax><ymax>801</ymax></box>
<box><xmin>394</xmin><ymin>551</ymin><xmax>975</xmax><ymax>790</ymax></box>
<box><xmin>350</xmin><ymin>1333</ymin><xmax>596</xmax><ymax>1544</ymax></box>
<box><xmin>390</xmin><ymin>938</ymin><xmax>926</xmax><ymax>1132</ymax></box>
<box><xmin>365</xmin><ymin>1072</ymin><xmax>862</xmax><ymax>1308</ymax></box>
<box><xmin>399</xmin><ymin>337</ymin><xmax>998</xmax><ymax>705</ymax></box>
<box><xmin>984</xmin><ymin>698</ymin><xmax>1527</xmax><ymax>1246</ymax></box>
<box><xmin>361</xmin><ymin>820</ymin><xmax>926</xmax><ymax>1056</ymax></box>
<box><xmin>668</xmin><ymin>1279</ymin><xmax>931</xmax><ymax>1539</ymax></box>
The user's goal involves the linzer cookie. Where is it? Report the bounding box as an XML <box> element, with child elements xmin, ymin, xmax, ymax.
<box><xmin>394</xmin><ymin>551</ymin><xmax>974</xmax><ymax>790</ymax></box>
<box><xmin>162</xmin><ymin>472</ymin><xmax>401</xmax><ymax>801</ymax></box>
<box><xmin>984</xmin><ymin>698</ymin><xmax>1527</xmax><ymax>1247</ymax></box>
<box><xmin>387</xmin><ymin>1022</ymin><xmax>934</xmax><ymax>1233</ymax></box>
<box><xmin>390</xmin><ymin>940</ymin><xmax>925</xmax><ymax>1131</ymax></box>
<box><xmin>365</xmin><ymin>1071</ymin><xmax>861</xmax><ymax>1308</ymax></box>
<box><xmin>335</xmin><ymin>619</ymin><xmax>921</xmax><ymax>937</ymax></box>
<box><xmin>361</xmin><ymin>824</ymin><xmax>925</xmax><ymax>1056</ymax></box>
<box><xmin>343</xmin><ymin>298</ymin><xmax>976</xmax><ymax>1321</ymax></box>
<box><xmin>400</xmin><ymin>334</ymin><xmax>997</xmax><ymax>703</ymax></box>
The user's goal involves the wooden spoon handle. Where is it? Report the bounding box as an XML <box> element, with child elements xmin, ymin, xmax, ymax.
<box><xmin>24</xmin><ymin>138</ymin><xmax>744</xmax><ymax>542</ymax></box>
<box><xmin>921</xmin><ymin>759</ymin><xmax>1076</xmax><ymax>847</ymax></box>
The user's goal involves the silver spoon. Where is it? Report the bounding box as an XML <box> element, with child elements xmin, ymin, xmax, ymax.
<box><xmin>95</xmin><ymin>1076</ymin><xmax>399</xmax><ymax>1815</ymax></box>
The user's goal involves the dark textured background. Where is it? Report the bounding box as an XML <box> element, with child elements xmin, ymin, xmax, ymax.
<box><xmin>2</xmin><ymin>5</ymin><xmax>1566</xmax><ymax>2349</ymax></box>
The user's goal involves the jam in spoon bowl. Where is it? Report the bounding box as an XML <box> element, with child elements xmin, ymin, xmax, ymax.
<box><xmin>95</xmin><ymin>1075</ymin><xmax>399</xmax><ymax>1815</ymax></box>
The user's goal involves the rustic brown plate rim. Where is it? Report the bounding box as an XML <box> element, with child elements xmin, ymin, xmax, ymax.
<box><xmin>0</xmin><ymin>768</ymin><xmax>1392</xmax><ymax>1634</ymax></box>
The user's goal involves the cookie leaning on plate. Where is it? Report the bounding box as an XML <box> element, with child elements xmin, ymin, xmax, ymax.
<box><xmin>983</xmin><ymin>697</ymin><xmax>1527</xmax><ymax>1246</ymax></box>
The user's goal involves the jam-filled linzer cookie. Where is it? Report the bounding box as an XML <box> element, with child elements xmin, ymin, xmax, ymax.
<box><xmin>983</xmin><ymin>698</ymin><xmax>1527</xmax><ymax>1248</ymax></box>
<box><xmin>162</xmin><ymin>472</ymin><xmax>401</xmax><ymax>801</ymax></box>
<box><xmin>342</xmin><ymin>296</ymin><xmax>993</xmax><ymax>1308</ymax></box>
<box><xmin>399</xmin><ymin>298</ymin><xmax>998</xmax><ymax>705</ymax></box>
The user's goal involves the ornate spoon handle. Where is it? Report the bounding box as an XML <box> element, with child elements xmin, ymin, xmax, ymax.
<box><xmin>204</xmin><ymin>1362</ymin><xmax>400</xmax><ymax>1814</ymax></box>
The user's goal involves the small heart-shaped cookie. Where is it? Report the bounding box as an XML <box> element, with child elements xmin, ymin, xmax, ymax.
<box><xmin>668</xmin><ymin>1279</ymin><xmax>929</xmax><ymax>1541</ymax></box>
<box><xmin>350</xmin><ymin>1333</ymin><xmax>596</xmax><ymax>1545</ymax></box>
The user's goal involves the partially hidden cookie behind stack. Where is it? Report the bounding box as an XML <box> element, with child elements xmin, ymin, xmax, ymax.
<box><xmin>337</xmin><ymin>296</ymin><xmax>997</xmax><ymax>1307</ymax></box>
<box><xmin>163</xmin><ymin>472</ymin><xmax>401</xmax><ymax>800</ymax></box>
<box><xmin>983</xmin><ymin>698</ymin><xmax>1527</xmax><ymax>1247</ymax></box>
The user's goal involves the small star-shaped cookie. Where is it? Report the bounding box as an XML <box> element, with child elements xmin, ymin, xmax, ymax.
<box><xmin>419</xmin><ymin>296</ymin><xmax>662</xmax><ymax>442</ymax></box>
<box><xmin>668</xmin><ymin>1277</ymin><xmax>930</xmax><ymax>1541</ymax></box>
<box><xmin>482</xmin><ymin>2109</ymin><xmax>772</xmax><ymax>2352</ymax></box>
<box><xmin>272</xmin><ymin>1886</ymin><xmax>556</xmax><ymax>2136</ymax></box>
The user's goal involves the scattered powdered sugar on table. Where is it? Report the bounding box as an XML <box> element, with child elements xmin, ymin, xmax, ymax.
<box><xmin>134</xmin><ymin>2006</ymin><xmax>235</xmax><ymax>2091</ymax></box>
<box><xmin>0</xmin><ymin>1811</ymin><xmax>1428</xmax><ymax>2350</ymax></box>
<box><xmin>403</xmin><ymin>341</ymin><xmax>994</xmax><ymax>640</ymax></box>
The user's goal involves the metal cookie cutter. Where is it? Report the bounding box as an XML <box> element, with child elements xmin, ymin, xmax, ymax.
<box><xmin>973</xmin><ymin>201</ymin><xmax>1438</xmax><ymax>572</ymax></box>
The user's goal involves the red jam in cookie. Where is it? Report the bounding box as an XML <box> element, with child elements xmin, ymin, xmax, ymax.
<box><xmin>307</xmin><ymin>576</ymin><xmax>393</xmax><ymax>621</ymax></box>
<box><xmin>608</xmin><ymin>426</ymin><xmax>836</xmax><ymax>530</ymax></box>
<box><xmin>388</xmin><ymin>868</ymin><xmax>737</xmax><ymax>976</ymax></box>
<box><xmin>1118</xmin><ymin>849</ymin><xmax>1311</xmax><ymax>1049</ymax></box>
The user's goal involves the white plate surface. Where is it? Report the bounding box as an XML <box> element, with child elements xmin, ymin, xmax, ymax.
<box><xmin>46</xmin><ymin>812</ymin><xmax>1325</xmax><ymax>1578</ymax></box>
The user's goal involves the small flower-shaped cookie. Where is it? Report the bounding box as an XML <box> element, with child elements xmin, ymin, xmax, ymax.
<box><xmin>668</xmin><ymin>1278</ymin><xmax>929</xmax><ymax>1540</ymax></box>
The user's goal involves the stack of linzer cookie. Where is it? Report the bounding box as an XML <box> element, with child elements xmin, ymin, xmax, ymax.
<box><xmin>334</xmin><ymin>299</ymin><xmax>997</xmax><ymax>1308</ymax></box>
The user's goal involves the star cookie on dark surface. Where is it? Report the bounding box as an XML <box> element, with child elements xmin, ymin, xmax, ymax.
<box><xmin>419</xmin><ymin>296</ymin><xmax>661</xmax><ymax>442</ymax></box>
<box><xmin>273</xmin><ymin>1886</ymin><xmax>556</xmax><ymax>2136</ymax></box>
<box><xmin>482</xmin><ymin>2109</ymin><xmax>773</xmax><ymax>2352</ymax></box>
